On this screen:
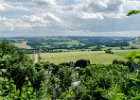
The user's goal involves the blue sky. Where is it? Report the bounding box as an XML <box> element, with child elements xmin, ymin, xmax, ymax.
<box><xmin>0</xmin><ymin>0</ymin><xmax>140</xmax><ymax>37</ymax></box>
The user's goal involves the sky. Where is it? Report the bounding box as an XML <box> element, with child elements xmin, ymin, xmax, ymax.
<box><xmin>0</xmin><ymin>0</ymin><xmax>140</xmax><ymax>37</ymax></box>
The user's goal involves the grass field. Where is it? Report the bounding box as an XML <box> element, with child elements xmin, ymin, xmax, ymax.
<box><xmin>39</xmin><ymin>50</ymin><xmax>140</xmax><ymax>65</ymax></box>
<box><xmin>15</xmin><ymin>41</ymin><xmax>32</xmax><ymax>49</ymax></box>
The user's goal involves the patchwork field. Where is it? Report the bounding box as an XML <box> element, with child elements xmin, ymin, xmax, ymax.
<box><xmin>39</xmin><ymin>50</ymin><xmax>139</xmax><ymax>65</ymax></box>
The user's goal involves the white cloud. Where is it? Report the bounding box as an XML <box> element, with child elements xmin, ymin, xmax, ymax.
<box><xmin>21</xmin><ymin>12</ymin><xmax>63</xmax><ymax>28</ymax></box>
<box><xmin>0</xmin><ymin>17</ymin><xmax>31</xmax><ymax>31</ymax></box>
<box><xmin>32</xmin><ymin>0</ymin><xmax>56</xmax><ymax>5</ymax></box>
<box><xmin>22</xmin><ymin>15</ymin><xmax>48</xmax><ymax>27</ymax></box>
<box><xmin>47</xmin><ymin>13</ymin><xmax>63</xmax><ymax>23</ymax></box>
<box><xmin>0</xmin><ymin>0</ymin><xmax>28</xmax><ymax>12</ymax></box>
<box><xmin>123</xmin><ymin>0</ymin><xmax>140</xmax><ymax>11</ymax></box>
<box><xmin>22</xmin><ymin>15</ymin><xmax>43</xmax><ymax>23</ymax></box>
<box><xmin>74</xmin><ymin>0</ymin><xmax>126</xmax><ymax>19</ymax></box>
<box><xmin>79</xmin><ymin>12</ymin><xmax>104</xmax><ymax>20</ymax></box>
<box><xmin>0</xmin><ymin>0</ymin><xmax>140</xmax><ymax>36</ymax></box>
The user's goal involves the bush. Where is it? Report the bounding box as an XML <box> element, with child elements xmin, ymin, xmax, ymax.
<box><xmin>74</xmin><ymin>59</ymin><xmax>90</xmax><ymax>68</ymax></box>
<box><xmin>112</xmin><ymin>59</ymin><xmax>126</xmax><ymax>65</ymax></box>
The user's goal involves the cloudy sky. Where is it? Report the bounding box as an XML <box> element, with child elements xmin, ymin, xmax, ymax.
<box><xmin>0</xmin><ymin>0</ymin><xmax>140</xmax><ymax>37</ymax></box>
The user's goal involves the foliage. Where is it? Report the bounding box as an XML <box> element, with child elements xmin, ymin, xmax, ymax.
<box><xmin>74</xmin><ymin>59</ymin><xmax>90</xmax><ymax>68</ymax></box>
<box><xmin>105</xmin><ymin>50</ymin><xmax>114</xmax><ymax>54</ymax></box>
<box><xmin>112</xmin><ymin>59</ymin><xmax>126</xmax><ymax>65</ymax></box>
<box><xmin>127</xmin><ymin>10</ymin><xmax>140</xmax><ymax>16</ymax></box>
<box><xmin>1</xmin><ymin>40</ymin><xmax>140</xmax><ymax>99</ymax></box>
<box><xmin>0</xmin><ymin>41</ymin><xmax>47</xmax><ymax>99</ymax></box>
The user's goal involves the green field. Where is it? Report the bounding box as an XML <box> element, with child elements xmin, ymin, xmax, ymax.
<box><xmin>39</xmin><ymin>50</ymin><xmax>140</xmax><ymax>65</ymax></box>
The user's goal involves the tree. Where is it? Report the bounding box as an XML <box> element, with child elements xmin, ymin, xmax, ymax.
<box><xmin>0</xmin><ymin>40</ymin><xmax>47</xmax><ymax>99</ymax></box>
<box><xmin>74</xmin><ymin>59</ymin><xmax>90</xmax><ymax>68</ymax></box>
<box><xmin>112</xmin><ymin>59</ymin><xmax>126</xmax><ymax>65</ymax></box>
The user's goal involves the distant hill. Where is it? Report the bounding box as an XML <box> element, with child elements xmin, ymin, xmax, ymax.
<box><xmin>133</xmin><ymin>37</ymin><xmax>140</xmax><ymax>43</ymax></box>
<box><xmin>1</xmin><ymin>36</ymin><xmax>139</xmax><ymax>52</ymax></box>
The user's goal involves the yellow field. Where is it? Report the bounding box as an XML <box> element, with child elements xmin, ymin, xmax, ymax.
<box><xmin>40</xmin><ymin>50</ymin><xmax>132</xmax><ymax>65</ymax></box>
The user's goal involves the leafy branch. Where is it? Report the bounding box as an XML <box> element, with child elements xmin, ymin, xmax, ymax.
<box><xmin>127</xmin><ymin>10</ymin><xmax>140</xmax><ymax>16</ymax></box>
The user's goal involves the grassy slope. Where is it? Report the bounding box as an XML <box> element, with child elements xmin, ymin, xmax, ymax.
<box><xmin>39</xmin><ymin>50</ymin><xmax>140</xmax><ymax>65</ymax></box>
<box><xmin>15</xmin><ymin>41</ymin><xmax>32</xmax><ymax>49</ymax></box>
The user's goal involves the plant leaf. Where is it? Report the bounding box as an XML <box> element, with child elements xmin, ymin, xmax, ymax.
<box><xmin>127</xmin><ymin>10</ymin><xmax>140</xmax><ymax>16</ymax></box>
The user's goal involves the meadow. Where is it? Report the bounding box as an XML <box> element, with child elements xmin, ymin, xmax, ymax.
<box><xmin>15</xmin><ymin>41</ymin><xmax>32</xmax><ymax>49</ymax></box>
<box><xmin>39</xmin><ymin>50</ymin><xmax>139</xmax><ymax>65</ymax></box>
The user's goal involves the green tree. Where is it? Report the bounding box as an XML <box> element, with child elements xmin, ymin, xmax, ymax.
<box><xmin>74</xmin><ymin>59</ymin><xmax>90</xmax><ymax>68</ymax></box>
<box><xmin>0</xmin><ymin>40</ymin><xmax>47</xmax><ymax>99</ymax></box>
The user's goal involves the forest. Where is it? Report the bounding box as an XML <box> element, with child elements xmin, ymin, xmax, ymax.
<box><xmin>1</xmin><ymin>40</ymin><xmax>140</xmax><ymax>99</ymax></box>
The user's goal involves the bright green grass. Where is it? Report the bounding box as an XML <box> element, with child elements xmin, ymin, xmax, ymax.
<box><xmin>40</xmin><ymin>50</ymin><xmax>140</xmax><ymax>65</ymax></box>
<box><xmin>113</xmin><ymin>49</ymin><xmax>140</xmax><ymax>56</ymax></box>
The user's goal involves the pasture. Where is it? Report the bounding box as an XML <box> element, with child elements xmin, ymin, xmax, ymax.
<box><xmin>39</xmin><ymin>50</ymin><xmax>139</xmax><ymax>65</ymax></box>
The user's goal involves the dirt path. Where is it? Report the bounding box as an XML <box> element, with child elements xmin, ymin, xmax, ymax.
<box><xmin>33</xmin><ymin>53</ymin><xmax>39</xmax><ymax>63</ymax></box>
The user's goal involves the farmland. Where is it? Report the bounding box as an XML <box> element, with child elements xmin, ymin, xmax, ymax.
<box><xmin>39</xmin><ymin>50</ymin><xmax>139</xmax><ymax>65</ymax></box>
<box><xmin>8</xmin><ymin>36</ymin><xmax>140</xmax><ymax>65</ymax></box>
<box><xmin>15</xmin><ymin>36</ymin><xmax>133</xmax><ymax>51</ymax></box>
